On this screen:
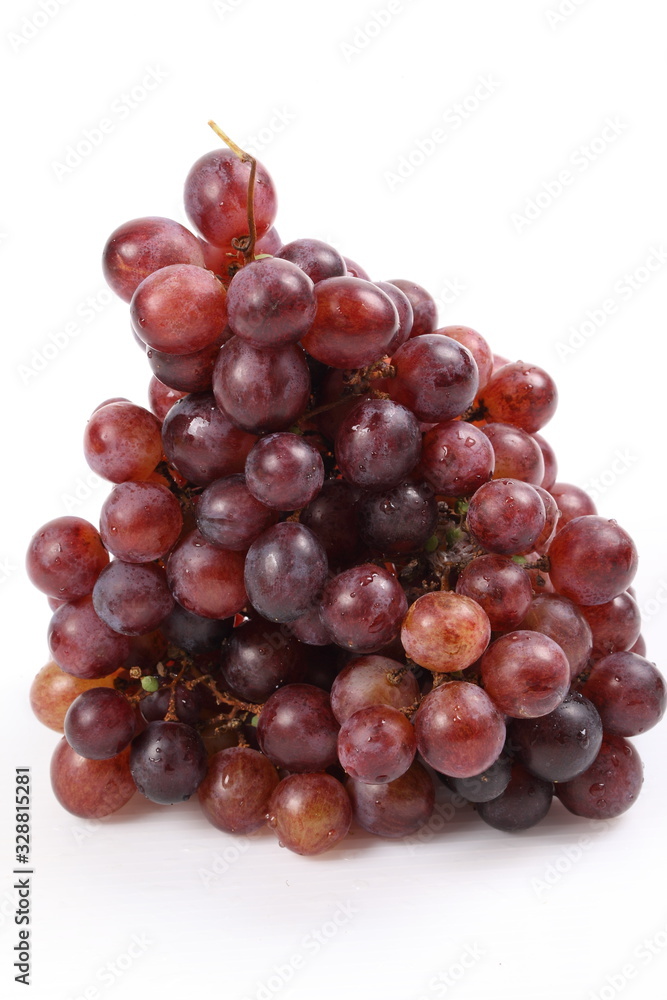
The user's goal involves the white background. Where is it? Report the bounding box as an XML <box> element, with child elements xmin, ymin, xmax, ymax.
<box><xmin>2</xmin><ymin>1</ymin><xmax>666</xmax><ymax>998</ymax></box>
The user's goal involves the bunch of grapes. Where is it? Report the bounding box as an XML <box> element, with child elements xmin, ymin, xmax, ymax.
<box><xmin>26</xmin><ymin>124</ymin><xmax>665</xmax><ymax>856</ymax></box>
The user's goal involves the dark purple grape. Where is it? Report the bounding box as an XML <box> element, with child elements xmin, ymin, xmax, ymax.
<box><xmin>212</xmin><ymin>337</ymin><xmax>311</xmax><ymax>434</ymax></box>
<box><xmin>245</xmin><ymin>433</ymin><xmax>324</xmax><ymax>511</ymax></box>
<box><xmin>196</xmin><ymin>474</ymin><xmax>277</xmax><ymax>551</ymax></box>
<box><xmin>555</xmin><ymin>734</ymin><xmax>643</xmax><ymax>819</ymax></box>
<box><xmin>477</xmin><ymin>763</ymin><xmax>553</xmax><ymax>831</ymax></box>
<box><xmin>335</xmin><ymin>398</ymin><xmax>421</xmax><ymax>491</ymax></box>
<box><xmin>357</xmin><ymin>481</ymin><xmax>438</xmax><ymax>555</ymax></box>
<box><xmin>244</xmin><ymin>522</ymin><xmax>328</xmax><ymax>623</ymax></box>
<box><xmin>161</xmin><ymin>603</ymin><xmax>232</xmax><ymax>654</ymax></box>
<box><xmin>275</xmin><ymin>238</ymin><xmax>346</xmax><ymax>283</ymax></box>
<box><xmin>130</xmin><ymin>720</ymin><xmax>207</xmax><ymax>804</ymax></box>
<box><xmin>257</xmin><ymin>683</ymin><xmax>340</xmax><ymax>772</ymax></box>
<box><xmin>300</xmin><ymin>479</ymin><xmax>361</xmax><ymax>566</ymax></box>
<box><xmin>198</xmin><ymin>747</ymin><xmax>279</xmax><ymax>833</ymax></box>
<box><xmin>415</xmin><ymin>681</ymin><xmax>506</xmax><ymax>778</ymax></box>
<box><xmin>26</xmin><ymin>516</ymin><xmax>109</xmax><ymax>601</ymax></box>
<box><xmin>346</xmin><ymin>760</ymin><xmax>435</xmax><ymax>838</ymax></box>
<box><xmin>508</xmin><ymin>691</ymin><xmax>603</xmax><ymax>782</ymax></box>
<box><xmin>320</xmin><ymin>563</ymin><xmax>407</xmax><ymax>653</ymax></box>
<box><xmin>267</xmin><ymin>773</ymin><xmax>352</xmax><ymax>855</ymax></box>
<box><xmin>162</xmin><ymin>392</ymin><xmax>257</xmax><ymax>486</ymax></box>
<box><xmin>92</xmin><ymin>561</ymin><xmax>174</xmax><ymax>636</ymax></box>
<box><xmin>448</xmin><ymin>753</ymin><xmax>512</xmax><ymax>803</ymax></box>
<box><xmin>102</xmin><ymin>216</ymin><xmax>205</xmax><ymax>302</ymax></box>
<box><xmin>64</xmin><ymin>688</ymin><xmax>136</xmax><ymax>760</ymax></box>
<box><xmin>581</xmin><ymin>652</ymin><xmax>666</xmax><ymax>736</ymax></box>
<box><xmin>338</xmin><ymin>705</ymin><xmax>416</xmax><ymax>783</ymax></box>
<box><xmin>139</xmin><ymin>683</ymin><xmax>202</xmax><ymax>727</ymax></box>
<box><xmin>226</xmin><ymin>257</ymin><xmax>316</xmax><ymax>347</ymax></box>
<box><xmin>221</xmin><ymin>617</ymin><xmax>307</xmax><ymax>702</ymax></box>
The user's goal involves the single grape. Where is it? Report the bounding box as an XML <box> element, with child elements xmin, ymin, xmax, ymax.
<box><xmin>401</xmin><ymin>591</ymin><xmax>491</xmax><ymax>672</ymax></box>
<box><xmin>420</xmin><ymin>420</ymin><xmax>494</xmax><ymax>498</ymax></box>
<box><xmin>548</xmin><ymin>515</ymin><xmax>638</xmax><ymax>606</ymax></box>
<box><xmin>167</xmin><ymin>529</ymin><xmax>247</xmax><ymax>620</ymax></box>
<box><xmin>130</xmin><ymin>263</ymin><xmax>227</xmax><ymax>355</ymax></box>
<box><xmin>436</xmin><ymin>325</ymin><xmax>493</xmax><ymax>389</ymax></box>
<box><xmin>580</xmin><ymin>652</ymin><xmax>666</xmax><ymax>736</ymax></box>
<box><xmin>579</xmin><ymin>592</ymin><xmax>642</xmax><ymax>659</ymax></box>
<box><xmin>455</xmin><ymin>555</ymin><xmax>533</xmax><ymax>631</ymax></box>
<box><xmin>84</xmin><ymin>401</ymin><xmax>162</xmax><ymax>483</ymax></box>
<box><xmin>338</xmin><ymin>705</ymin><xmax>416</xmax><ymax>783</ymax></box>
<box><xmin>346</xmin><ymin>760</ymin><xmax>435</xmax><ymax>838</ymax></box>
<box><xmin>102</xmin><ymin>216</ymin><xmax>205</xmax><ymax>302</ymax></box>
<box><xmin>330</xmin><ymin>655</ymin><xmax>418</xmax><ymax>723</ymax></box>
<box><xmin>50</xmin><ymin>741</ymin><xmax>136</xmax><ymax>818</ymax></box>
<box><xmin>374</xmin><ymin>281</ymin><xmax>414</xmax><ymax>353</ymax></box>
<box><xmin>533</xmin><ymin>433</ymin><xmax>557</xmax><ymax>490</ymax></box>
<box><xmin>221</xmin><ymin>616</ymin><xmax>307</xmax><ymax>702</ymax></box>
<box><xmin>267</xmin><ymin>772</ymin><xmax>352</xmax><ymax>855</ymax></box>
<box><xmin>550</xmin><ymin>482</ymin><xmax>597</xmax><ymax>528</ymax></box>
<box><xmin>448</xmin><ymin>753</ymin><xmax>512</xmax><ymax>803</ymax></box>
<box><xmin>466</xmin><ymin>478</ymin><xmax>546</xmax><ymax>556</ymax></box>
<box><xmin>146</xmin><ymin>336</ymin><xmax>226</xmax><ymax>393</ymax></box>
<box><xmin>388</xmin><ymin>334</ymin><xmax>479</xmax><ymax>423</ymax></box>
<box><xmin>476</xmin><ymin>763</ymin><xmax>553</xmax><ymax>832</ymax></box>
<box><xmin>387</xmin><ymin>279</ymin><xmax>437</xmax><ymax>337</ymax></box>
<box><xmin>92</xmin><ymin>561</ymin><xmax>174</xmax><ymax>636</ymax></box>
<box><xmin>299</xmin><ymin>479</ymin><xmax>361</xmax><ymax>566</ymax></box>
<box><xmin>244</xmin><ymin>522</ymin><xmax>328</xmax><ymax>624</ymax></box>
<box><xmin>335</xmin><ymin>398</ymin><xmax>421</xmax><ymax>491</ymax></box>
<box><xmin>356</xmin><ymin>480</ymin><xmax>438</xmax><ymax>555</ymax></box>
<box><xmin>301</xmin><ymin>276</ymin><xmax>399</xmax><ymax>368</ymax></box>
<box><xmin>245</xmin><ymin>433</ymin><xmax>324</xmax><ymax>511</ymax></box>
<box><xmin>482</xmin><ymin>422</ymin><xmax>545</xmax><ymax>485</ymax></box>
<box><xmin>196</xmin><ymin>474</ymin><xmax>277</xmax><ymax>551</ymax></box>
<box><xmin>275</xmin><ymin>238</ymin><xmax>346</xmax><ymax>283</ymax></box>
<box><xmin>226</xmin><ymin>257</ymin><xmax>316</xmax><ymax>347</ymax></box>
<box><xmin>48</xmin><ymin>596</ymin><xmax>131</xmax><ymax>679</ymax></box>
<box><xmin>184</xmin><ymin>147</ymin><xmax>277</xmax><ymax>249</ymax></box>
<box><xmin>479</xmin><ymin>361</ymin><xmax>558</xmax><ymax>432</ymax></box>
<box><xmin>162</xmin><ymin>391</ymin><xmax>257</xmax><ymax>486</ymax></box>
<box><xmin>64</xmin><ymin>687</ymin><xmax>136</xmax><ymax>759</ymax></box>
<box><xmin>555</xmin><ymin>734</ymin><xmax>643</xmax><ymax>819</ymax></box>
<box><xmin>198</xmin><ymin>747</ymin><xmax>279</xmax><ymax>833</ymax></box>
<box><xmin>130</xmin><ymin>720</ymin><xmax>208</xmax><ymax>804</ymax></box>
<box><xmin>480</xmin><ymin>630</ymin><xmax>570</xmax><ymax>718</ymax></box>
<box><xmin>414</xmin><ymin>681</ymin><xmax>506</xmax><ymax>778</ymax></box>
<box><xmin>508</xmin><ymin>691</ymin><xmax>603</xmax><ymax>782</ymax></box>
<box><xmin>320</xmin><ymin>563</ymin><xmax>408</xmax><ymax>653</ymax></box>
<box><xmin>257</xmin><ymin>683</ymin><xmax>340</xmax><ymax>772</ymax></box>
<box><xmin>99</xmin><ymin>482</ymin><xmax>183</xmax><ymax>563</ymax></box>
<box><xmin>161</xmin><ymin>603</ymin><xmax>232</xmax><ymax>654</ymax></box>
<box><xmin>148</xmin><ymin>376</ymin><xmax>188</xmax><ymax>421</ymax></box>
<box><xmin>26</xmin><ymin>516</ymin><xmax>109</xmax><ymax>601</ymax></box>
<box><xmin>212</xmin><ymin>337</ymin><xmax>311</xmax><ymax>434</ymax></box>
<box><xmin>519</xmin><ymin>593</ymin><xmax>593</xmax><ymax>680</ymax></box>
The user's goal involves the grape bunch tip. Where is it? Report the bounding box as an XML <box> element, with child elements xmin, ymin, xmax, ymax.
<box><xmin>26</xmin><ymin>123</ymin><xmax>665</xmax><ymax>856</ymax></box>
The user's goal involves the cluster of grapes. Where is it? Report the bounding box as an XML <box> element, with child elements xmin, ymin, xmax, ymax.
<box><xmin>26</xmin><ymin>125</ymin><xmax>665</xmax><ymax>856</ymax></box>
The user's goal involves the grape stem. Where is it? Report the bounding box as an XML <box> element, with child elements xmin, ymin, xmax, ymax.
<box><xmin>208</xmin><ymin>120</ymin><xmax>257</xmax><ymax>264</ymax></box>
